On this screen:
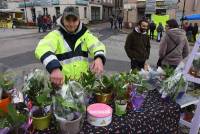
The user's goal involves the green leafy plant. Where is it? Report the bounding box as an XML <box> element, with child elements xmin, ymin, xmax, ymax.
<box><xmin>95</xmin><ymin>75</ymin><xmax>115</xmax><ymax>94</ymax></box>
<box><xmin>0</xmin><ymin>72</ymin><xmax>15</xmax><ymax>91</ymax></box>
<box><xmin>0</xmin><ymin>104</ymin><xmax>26</xmax><ymax>129</ymax></box>
<box><xmin>163</xmin><ymin>65</ymin><xmax>175</xmax><ymax>78</ymax></box>
<box><xmin>79</xmin><ymin>70</ymin><xmax>97</xmax><ymax>94</ymax></box>
<box><xmin>23</xmin><ymin>70</ymin><xmax>53</xmax><ymax>117</ymax></box>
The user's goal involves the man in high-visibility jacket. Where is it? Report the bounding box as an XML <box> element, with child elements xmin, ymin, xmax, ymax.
<box><xmin>35</xmin><ymin>7</ymin><xmax>106</xmax><ymax>87</ymax></box>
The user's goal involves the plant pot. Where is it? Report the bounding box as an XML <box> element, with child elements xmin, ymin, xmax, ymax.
<box><xmin>115</xmin><ymin>100</ymin><xmax>127</xmax><ymax>116</ymax></box>
<box><xmin>96</xmin><ymin>92</ymin><xmax>112</xmax><ymax>104</ymax></box>
<box><xmin>131</xmin><ymin>95</ymin><xmax>144</xmax><ymax>110</ymax></box>
<box><xmin>32</xmin><ymin>113</ymin><xmax>51</xmax><ymax>130</ymax></box>
<box><xmin>55</xmin><ymin>113</ymin><xmax>83</xmax><ymax>134</ymax></box>
<box><xmin>0</xmin><ymin>95</ymin><xmax>11</xmax><ymax>114</ymax></box>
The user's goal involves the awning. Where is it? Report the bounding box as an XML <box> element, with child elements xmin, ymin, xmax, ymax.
<box><xmin>184</xmin><ymin>14</ymin><xmax>200</xmax><ymax>20</ymax></box>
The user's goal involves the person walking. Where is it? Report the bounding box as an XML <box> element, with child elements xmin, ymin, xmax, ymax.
<box><xmin>37</xmin><ymin>15</ymin><xmax>43</xmax><ymax>33</ymax></box>
<box><xmin>118</xmin><ymin>15</ymin><xmax>123</xmax><ymax>29</ymax></box>
<box><xmin>124</xmin><ymin>19</ymin><xmax>150</xmax><ymax>70</ymax></box>
<box><xmin>149</xmin><ymin>21</ymin><xmax>156</xmax><ymax>40</ymax></box>
<box><xmin>192</xmin><ymin>23</ymin><xmax>198</xmax><ymax>42</ymax></box>
<box><xmin>114</xmin><ymin>15</ymin><xmax>118</xmax><ymax>29</ymax></box>
<box><xmin>156</xmin><ymin>22</ymin><xmax>164</xmax><ymax>42</ymax></box>
<box><xmin>35</xmin><ymin>6</ymin><xmax>106</xmax><ymax>87</ymax></box>
<box><xmin>109</xmin><ymin>15</ymin><xmax>114</xmax><ymax>29</ymax></box>
<box><xmin>158</xmin><ymin>19</ymin><xmax>189</xmax><ymax>69</ymax></box>
<box><xmin>187</xmin><ymin>23</ymin><xmax>193</xmax><ymax>42</ymax></box>
<box><xmin>53</xmin><ymin>15</ymin><xmax>57</xmax><ymax>27</ymax></box>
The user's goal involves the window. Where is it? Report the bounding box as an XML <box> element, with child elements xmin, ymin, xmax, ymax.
<box><xmin>84</xmin><ymin>7</ymin><xmax>87</xmax><ymax>18</ymax></box>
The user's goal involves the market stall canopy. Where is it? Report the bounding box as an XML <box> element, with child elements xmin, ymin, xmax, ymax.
<box><xmin>184</xmin><ymin>14</ymin><xmax>200</xmax><ymax>20</ymax></box>
<box><xmin>0</xmin><ymin>9</ymin><xmax>23</xmax><ymax>13</ymax></box>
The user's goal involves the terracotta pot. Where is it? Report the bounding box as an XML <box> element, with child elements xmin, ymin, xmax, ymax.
<box><xmin>95</xmin><ymin>92</ymin><xmax>112</xmax><ymax>104</ymax></box>
<box><xmin>0</xmin><ymin>94</ymin><xmax>11</xmax><ymax>113</ymax></box>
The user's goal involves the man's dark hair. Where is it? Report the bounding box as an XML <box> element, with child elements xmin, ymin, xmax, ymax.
<box><xmin>166</xmin><ymin>19</ymin><xmax>179</xmax><ymax>29</ymax></box>
<box><xmin>138</xmin><ymin>19</ymin><xmax>149</xmax><ymax>26</ymax></box>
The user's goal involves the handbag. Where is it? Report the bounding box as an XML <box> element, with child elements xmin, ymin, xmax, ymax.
<box><xmin>157</xmin><ymin>34</ymin><xmax>180</xmax><ymax>67</ymax></box>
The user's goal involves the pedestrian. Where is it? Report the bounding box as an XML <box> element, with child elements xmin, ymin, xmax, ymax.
<box><xmin>53</xmin><ymin>15</ymin><xmax>57</xmax><ymax>27</ymax></box>
<box><xmin>12</xmin><ymin>18</ymin><xmax>16</xmax><ymax>31</ymax></box>
<box><xmin>124</xmin><ymin>19</ymin><xmax>150</xmax><ymax>70</ymax></box>
<box><xmin>156</xmin><ymin>22</ymin><xmax>164</xmax><ymax>42</ymax></box>
<box><xmin>183</xmin><ymin>22</ymin><xmax>189</xmax><ymax>32</ymax></box>
<box><xmin>118</xmin><ymin>15</ymin><xmax>123</xmax><ymax>29</ymax></box>
<box><xmin>149</xmin><ymin>21</ymin><xmax>156</xmax><ymax>40</ymax></box>
<box><xmin>158</xmin><ymin>19</ymin><xmax>189</xmax><ymax>69</ymax></box>
<box><xmin>47</xmin><ymin>15</ymin><xmax>52</xmax><ymax>30</ymax></box>
<box><xmin>109</xmin><ymin>15</ymin><xmax>114</xmax><ymax>29</ymax></box>
<box><xmin>192</xmin><ymin>23</ymin><xmax>198</xmax><ymax>42</ymax></box>
<box><xmin>37</xmin><ymin>15</ymin><xmax>43</xmax><ymax>33</ymax></box>
<box><xmin>35</xmin><ymin>6</ymin><xmax>106</xmax><ymax>87</ymax></box>
<box><xmin>187</xmin><ymin>23</ymin><xmax>193</xmax><ymax>42</ymax></box>
<box><xmin>113</xmin><ymin>15</ymin><xmax>118</xmax><ymax>29</ymax></box>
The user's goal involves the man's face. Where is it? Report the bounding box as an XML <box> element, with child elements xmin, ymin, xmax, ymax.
<box><xmin>63</xmin><ymin>16</ymin><xmax>79</xmax><ymax>33</ymax></box>
<box><xmin>139</xmin><ymin>21</ymin><xmax>149</xmax><ymax>33</ymax></box>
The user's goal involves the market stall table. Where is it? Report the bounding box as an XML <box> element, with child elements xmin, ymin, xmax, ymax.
<box><xmin>80</xmin><ymin>90</ymin><xmax>181</xmax><ymax>134</ymax></box>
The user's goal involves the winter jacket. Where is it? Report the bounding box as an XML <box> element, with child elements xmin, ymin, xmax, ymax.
<box><xmin>125</xmin><ymin>27</ymin><xmax>150</xmax><ymax>61</ymax></box>
<box><xmin>159</xmin><ymin>28</ymin><xmax>189</xmax><ymax>66</ymax></box>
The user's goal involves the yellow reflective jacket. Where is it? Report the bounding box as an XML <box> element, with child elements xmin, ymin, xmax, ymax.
<box><xmin>35</xmin><ymin>21</ymin><xmax>106</xmax><ymax>79</ymax></box>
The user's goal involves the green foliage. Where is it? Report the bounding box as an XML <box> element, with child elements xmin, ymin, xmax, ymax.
<box><xmin>0</xmin><ymin>73</ymin><xmax>15</xmax><ymax>91</ymax></box>
<box><xmin>163</xmin><ymin>65</ymin><xmax>175</xmax><ymax>78</ymax></box>
<box><xmin>23</xmin><ymin>70</ymin><xmax>53</xmax><ymax>107</ymax></box>
<box><xmin>79</xmin><ymin>70</ymin><xmax>97</xmax><ymax>94</ymax></box>
<box><xmin>95</xmin><ymin>75</ymin><xmax>115</xmax><ymax>94</ymax></box>
<box><xmin>0</xmin><ymin>104</ymin><xmax>26</xmax><ymax>128</ymax></box>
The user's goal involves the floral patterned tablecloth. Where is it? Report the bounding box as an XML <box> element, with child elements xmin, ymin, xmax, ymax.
<box><xmin>80</xmin><ymin>90</ymin><xmax>181</xmax><ymax>134</ymax></box>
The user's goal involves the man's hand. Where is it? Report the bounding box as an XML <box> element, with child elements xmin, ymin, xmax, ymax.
<box><xmin>90</xmin><ymin>58</ymin><xmax>104</xmax><ymax>75</ymax></box>
<box><xmin>50</xmin><ymin>69</ymin><xmax>64</xmax><ymax>88</ymax></box>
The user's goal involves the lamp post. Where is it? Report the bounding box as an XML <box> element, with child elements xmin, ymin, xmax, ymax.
<box><xmin>24</xmin><ymin>0</ymin><xmax>28</xmax><ymax>23</ymax></box>
<box><xmin>181</xmin><ymin>0</ymin><xmax>186</xmax><ymax>28</ymax></box>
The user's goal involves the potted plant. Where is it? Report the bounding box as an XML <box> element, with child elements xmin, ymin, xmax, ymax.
<box><xmin>23</xmin><ymin>69</ymin><xmax>52</xmax><ymax>130</ymax></box>
<box><xmin>94</xmin><ymin>75</ymin><xmax>115</xmax><ymax>104</ymax></box>
<box><xmin>113</xmin><ymin>73</ymin><xmax>128</xmax><ymax>116</ymax></box>
<box><xmin>79</xmin><ymin>71</ymin><xmax>97</xmax><ymax>104</ymax></box>
<box><xmin>0</xmin><ymin>104</ymin><xmax>27</xmax><ymax>134</ymax></box>
<box><xmin>159</xmin><ymin>72</ymin><xmax>187</xmax><ymax>102</ymax></box>
<box><xmin>0</xmin><ymin>73</ymin><xmax>15</xmax><ymax>114</ymax></box>
<box><xmin>54</xmin><ymin>81</ymin><xmax>86</xmax><ymax>134</ymax></box>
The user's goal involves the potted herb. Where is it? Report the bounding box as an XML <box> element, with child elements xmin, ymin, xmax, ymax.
<box><xmin>23</xmin><ymin>69</ymin><xmax>52</xmax><ymax>130</ymax></box>
<box><xmin>0</xmin><ymin>73</ymin><xmax>15</xmax><ymax>114</ymax></box>
<box><xmin>113</xmin><ymin>74</ymin><xmax>128</xmax><ymax>116</ymax></box>
<box><xmin>159</xmin><ymin>72</ymin><xmax>187</xmax><ymax>101</ymax></box>
<box><xmin>95</xmin><ymin>75</ymin><xmax>114</xmax><ymax>104</ymax></box>
<box><xmin>0</xmin><ymin>104</ymin><xmax>27</xmax><ymax>134</ymax></box>
<box><xmin>79</xmin><ymin>71</ymin><xmax>97</xmax><ymax>104</ymax></box>
<box><xmin>54</xmin><ymin>81</ymin><xmax>86</xmax><ymax>134</ymax></box>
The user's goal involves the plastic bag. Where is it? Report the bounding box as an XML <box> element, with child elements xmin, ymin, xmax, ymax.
<box><xmin>54</xmin><ymin>81</ymin><xmax>86</xmax><ymax>122</ymax></box>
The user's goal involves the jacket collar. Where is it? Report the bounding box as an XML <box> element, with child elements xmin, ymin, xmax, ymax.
<box><xmin>135</xmin><ymin>27</ymin><xmax>147</xmax><ymax>35</ymax></box>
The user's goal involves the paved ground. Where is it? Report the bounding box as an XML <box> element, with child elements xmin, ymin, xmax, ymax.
<box><xmin>0</xmin><ymin>23</ymin><xmax>160</xmax><ymax>74</ymax></box>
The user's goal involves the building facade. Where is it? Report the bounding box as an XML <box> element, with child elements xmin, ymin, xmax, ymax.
<box><xmin>6</xmin><ymin>0</ymin><xmax>113</xmax><ymax>24</ymax></box>
<box><xmin>123</xmin><ymin>0</ymin><xmax>179</xmax><ymax>28</ymax></box>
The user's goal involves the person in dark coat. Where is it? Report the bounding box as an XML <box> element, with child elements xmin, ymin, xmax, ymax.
<box><xmin>149</xmin><ymin>21</ymin><xmax>156</xmax><ymax>40</ymax></box>
<box><xmin>118</xmin><ymin>15</ymin><xmax>123</xmax><ymax>29</ymax></box>
<box><xmin>192</xmin><ymin>23</ymin><xmax>198</xmax><ymax>42</ymax></box>
<box><xmin>124</xmin><ymin>19</ymin><xmax>150</xmax><ymax>70</ymax></box>
<box><xmin>187</xmin><ymin>23</ymin><xmax>193</xmax><ymax>42</ymax></box>
<box><xmin>157</xmin><ymin>22</ymin><xmax>164</xmax><ymax>42</ymax></box>
<box><xmin>37</xmin><ymin>15</ymin><xmax>43</xmax><ymax>33</ymax></box>
<box><xmin>109</xmin><ymin>15</ymin><xmax>114</xmax><ymax>29</ymax></box>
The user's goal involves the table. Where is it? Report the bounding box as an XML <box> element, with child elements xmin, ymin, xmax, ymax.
<box><xmin>80</xmin><ymin>90</ymin><xmax>181</xmax><ymax>134</ymax></box>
